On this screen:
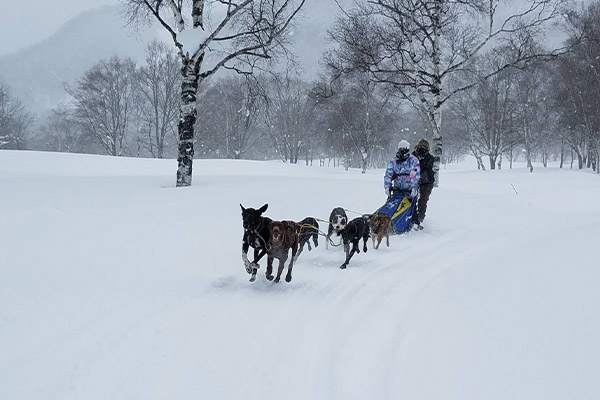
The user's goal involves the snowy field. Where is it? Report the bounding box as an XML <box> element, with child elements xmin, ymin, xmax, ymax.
<box><xmin>1</xmin><ymin>150</ymin><xmax>599</xmax><ymax>400</ymax></box>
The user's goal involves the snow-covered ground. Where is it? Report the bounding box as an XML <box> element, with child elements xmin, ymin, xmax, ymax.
<box><xmin>1</xmin><ymin>150</ymin><xmax>598</xmax><ymax>400</ymax></box>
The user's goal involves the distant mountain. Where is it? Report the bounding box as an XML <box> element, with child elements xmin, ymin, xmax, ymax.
<box><xmin>0</xmin><ymin>1</ymin><xmax>349</xmax><ymax>114</ymax></box>
<box><xmin>0</xmin><ymin>5</ymin><xmax>156</xmax><ymax>113</ymax></box>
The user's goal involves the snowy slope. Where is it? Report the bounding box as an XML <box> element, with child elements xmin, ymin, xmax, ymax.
<box><xmin>1</xmin><ymin>150</ymin><xmax>598</xmax><ymax>400</ymax></box>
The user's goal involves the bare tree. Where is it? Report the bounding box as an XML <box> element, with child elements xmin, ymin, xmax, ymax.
<box><xmin>135</xmin><ymin>40</ymin><xmax>181</xmax><ymax>158</ymax></box>
<box><xmin>513</xmin><ymin>63</ymin><xmax>555</xmax><ymax>172</ymax></box>
<box><xmin>0</xmin><ymin>83</ymin><xmax>30</xmax><ymax>150</ymax></box>
<box><xmin>326</xmin><ymin>0</ymin><xmax>569</xmax><ymax>184</ymax></box>
<box><xmin>452</xmin><ymin>49</ymin><xmax>520</xmax><ymax>170</ymax></box>
<box><xmin>196</xmin><ymin>76</ymin><xmax>264</xmax><ymax>158</ymax></box>
<box><xmin>67</xmin><ymin>56</ymin><xmax>137</xmax><ymax>156</ymax></box>
<box><xmin>263</xmin><ymin>72</ymin><xmax>316</xmax><ymax>163</ymax></box>
<box><xmin>44</xmin><ymin>107</ymin><xmax>82</xmax><ymax>153</ymax></box>
<box><xmin>552</xmin><ymin>2</ymin><xmax>600</xmax><ymax>172</ymax></box>
<box><xmin>315</xmin><ymin>72</ymin><xmax>397</xmax><ymax>172</ymax></box>
<box><xmin>124</xmin><ymin>0</ymin><xmax>307</xmax><ymax>186</ymax></box>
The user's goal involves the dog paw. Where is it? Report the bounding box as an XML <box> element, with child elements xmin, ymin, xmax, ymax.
<box><xmin>249</xmin><ymin>274</ymin><xmax>256</xmax><ymax>282</ymax></box>
<box><xmin>274</xmin><ymin>277</ymin><xmax>280</xmax><ymax>283</ymax></box>
<box><xmin>285</xmin><ymin>274</ymin><xmax>292</xmax><ymax>283</ymax></box>
<box><xmin>363</xmin><ymin>247</ymin><xmax>368</xmax><ymax>253</ymax></box>
<box><xmin>266</xmin><ymin>274</ymin><xmax>274</xmax><ymax>281</ymax></box>
<box><xmin>340</xmin><ymin>264</ymin><xmax>347</xmax><ymax>269</ymax></box>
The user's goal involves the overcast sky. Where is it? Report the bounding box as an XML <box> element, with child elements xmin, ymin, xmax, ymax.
<box><xmin>0</xmin><ymin>0</ymin><xmax>118</xmax><ymax>57</ymax></box>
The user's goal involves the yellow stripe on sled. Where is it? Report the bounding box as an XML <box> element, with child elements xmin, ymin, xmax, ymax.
<box><xmin>392</xmin><ymin>197</ymin><xmax>412</xmax><ymax>220</ymax></box>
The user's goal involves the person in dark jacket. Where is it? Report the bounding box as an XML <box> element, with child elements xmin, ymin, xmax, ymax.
<box><xmin>411</xmin><ymin>138</ymin><xmax>435</xmax><ymax>229</ymax></box>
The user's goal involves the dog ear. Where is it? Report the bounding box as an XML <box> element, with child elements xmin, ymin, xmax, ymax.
<box><xmin>240</xmin><ymin>204</ymin><xmax>246</xmax><ymax>212</ymax></box>
<box><xmin>258</xmin><ymin>203</ymin><xmax>268</xmax><ymax>214</ymax></box>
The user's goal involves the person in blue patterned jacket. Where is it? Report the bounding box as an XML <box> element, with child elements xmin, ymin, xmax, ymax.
<box><xmin>384</xmin><ymin>140</ymin><xmax>421</xmax><ymax>200</ymax></box>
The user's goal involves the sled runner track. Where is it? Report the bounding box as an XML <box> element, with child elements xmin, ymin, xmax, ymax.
<box><xmin>291</xmin><ymin>230</ymin><xmax>476</xmax><ymax>399</ymax></box>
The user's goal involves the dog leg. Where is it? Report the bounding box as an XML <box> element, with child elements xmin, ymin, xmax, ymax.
<box><xmin>375</xmin><ymin>231</ymin><xmax>383</xmax><ymax>250</ymax></box>
<box><xmin>242</xmin><ymin>241</ymin><xmax>252</xmax><ymax>273</ymax></box>
<box><xmin>249</xmin><ymin>266</ymin><xmax>258</xmax><ymax>282</ymax></box>
<box><xmin>385</xmin><ymin>229</ymin><xmax>390</xmax><ymax>247</ymax></box>
<box><xmin>312</xmin><ymin>234</ymin><xmax>319</xmax><ymax>248</ymax></box>
<box><xmin>363</xmin><ymin>235</ymin><xmax>369</xmax><ymax>253</ymax></box>
<box><xmin>266</xmin><ymin>255</ymin><xmax>274</xmax><ymax>281</ymax></box>
<box><xmin>274</xmin><ymin>256</ymin><xmax>287</xmax><ymax>283</ymax></box>
<box><xmin>340</xmin><ymin>248</ymin><xmax>357</xmax><ymax>269</ymax></box>
<box><xmin>254</xmin><ymin>248</ymin><xmax>268</xmax><ymax>265</ymax></box>
<box><xmin>286</xmin><ymin>243</ymin><xmax>298</xmax><ymax>282</ymax></box>
<box><xmin>294</xmin><ymin>242</ymin><xmax>304</xmax><ymax>263</ymax></box>
<box><xmin>326</xmin><ymin>225</ymin><xmax>333</xmax><ymax>250</ymax></box>
<box><xmin>242</xmin><ymin>252</ymin><xmax>252</xmax><ymax>273</ymax></box>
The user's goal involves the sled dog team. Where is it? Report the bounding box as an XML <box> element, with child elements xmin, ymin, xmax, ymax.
<box><xmin>240</xmin><ymin>203</ymin><xmax>393</xmax><ymax>283</ymax></box>
<box><xmin>240</xmin><ymin>138</ymin><xmax>437</xmax><ymax>283</ymax></box>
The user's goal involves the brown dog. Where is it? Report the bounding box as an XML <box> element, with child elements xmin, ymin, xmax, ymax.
<box><xmin>369</xmin><ymin>213</ymin><xmax>391</xmax><ymax>250</ymax></box>
<box><xmin>267</xmin><ymin>220</ymin><xmax>299</xmax><ymax>283</ymax></box>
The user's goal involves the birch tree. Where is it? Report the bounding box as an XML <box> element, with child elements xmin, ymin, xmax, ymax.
<box><xmin>327</xmin><ymin>0</ymin><xmax>569</xmax><ymax>185</ymax></box>
<box><xmin>124</xmin><ymin>0</ymin><xmax>307</xmax><ymax>186</ymax></box>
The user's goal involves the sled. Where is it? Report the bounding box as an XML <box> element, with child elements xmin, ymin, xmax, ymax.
<box><xmin>375</xmin><ymin>190</ymin><xmax>416</xmax><ymax>234</ymax></box>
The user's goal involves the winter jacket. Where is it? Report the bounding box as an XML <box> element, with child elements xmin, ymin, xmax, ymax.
<box><xmin>413</xmin><ymin>151</ymin><xmax>435</xmax><ymax>186</ymax></box>
<box><xmin>384</xmin><ymin>154</ymin><xmax>421</xmax><ymax>192</ymax></box>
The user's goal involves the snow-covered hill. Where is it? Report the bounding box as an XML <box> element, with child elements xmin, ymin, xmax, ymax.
<box><xmin>1</xmin><ymin>150</ymin><xmax>598</xmax><ymax>400</ymax></box>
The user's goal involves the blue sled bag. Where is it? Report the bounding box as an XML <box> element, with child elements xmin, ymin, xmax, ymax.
<box><xmin>376</xmin><ymin>192</ymin><xmax>416</xmax><ymax>234</ymax></box>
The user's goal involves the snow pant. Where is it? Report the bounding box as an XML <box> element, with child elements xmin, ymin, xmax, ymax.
<box><xmin>412</xmin><ymin>184</ymin><xmax>433</xmax><ymax>224</ymax></box>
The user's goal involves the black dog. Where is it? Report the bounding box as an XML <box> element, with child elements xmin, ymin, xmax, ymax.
<box><xmin>326</xmin><ymin>207</ymin><xmax>347</xmax><ymax>249</ymax></box>
<box><xmin>339</xmin><ymin>216</ymin><xmax>370</xmax><ymax>269</ymax></box>
<box><xmin>293</xmin><ymin>217</ymin><xmax>319</xmax><ymax>262</ymax></box>
<box><xmin>240</xmin><ymin>203</ymin><xmax>272</xmax><ymax>282</ymax></box>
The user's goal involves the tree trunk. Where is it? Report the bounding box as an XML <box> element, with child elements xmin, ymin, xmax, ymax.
<box><xmin>425</xmin><ymin>111</ymin><xmax>442</xmax><ymax>186</ymax></box>
<box><xmin>526</xmin><ymin>152</ymin><xmax>533</xmax><ymax>172</ymax></box>
<box><xmin>558</xmin><ymin>139</ymin><xmax>564</xmax><ymax>168</ymax></box>
<box><xmin>361</xmin><ymin>156</ymin><xmax>368</xmax><ymax>174</ymax></box>
<box><xmin>489</xmin><ymin>155</ymin><xmax>497</xmax><ymax>170</ymax></box>
<box><xmin>477</xmin><ymin>156</ymin><xmax>486</xmax><ymax>170</ymax></box>
<box><xmin>176</xmin><ymin>58</ymin><xmax>201</xmax><ymax>187</ymax></box>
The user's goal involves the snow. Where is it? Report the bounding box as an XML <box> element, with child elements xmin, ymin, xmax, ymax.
<box><xmin>1</xmin><ymin>150</ymin><xmax>598</xmax><ymax>400</ymax></box>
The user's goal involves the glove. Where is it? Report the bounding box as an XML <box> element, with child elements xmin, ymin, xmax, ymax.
<box><xmin>385</xmin><ymin>187</ymin><xmax>390</xmax><ymax>198</ymax></box>
<box><xmin>410</xmin><ymin>187</ymin><xmax>419</xmax><ymax>199</ymax></box>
